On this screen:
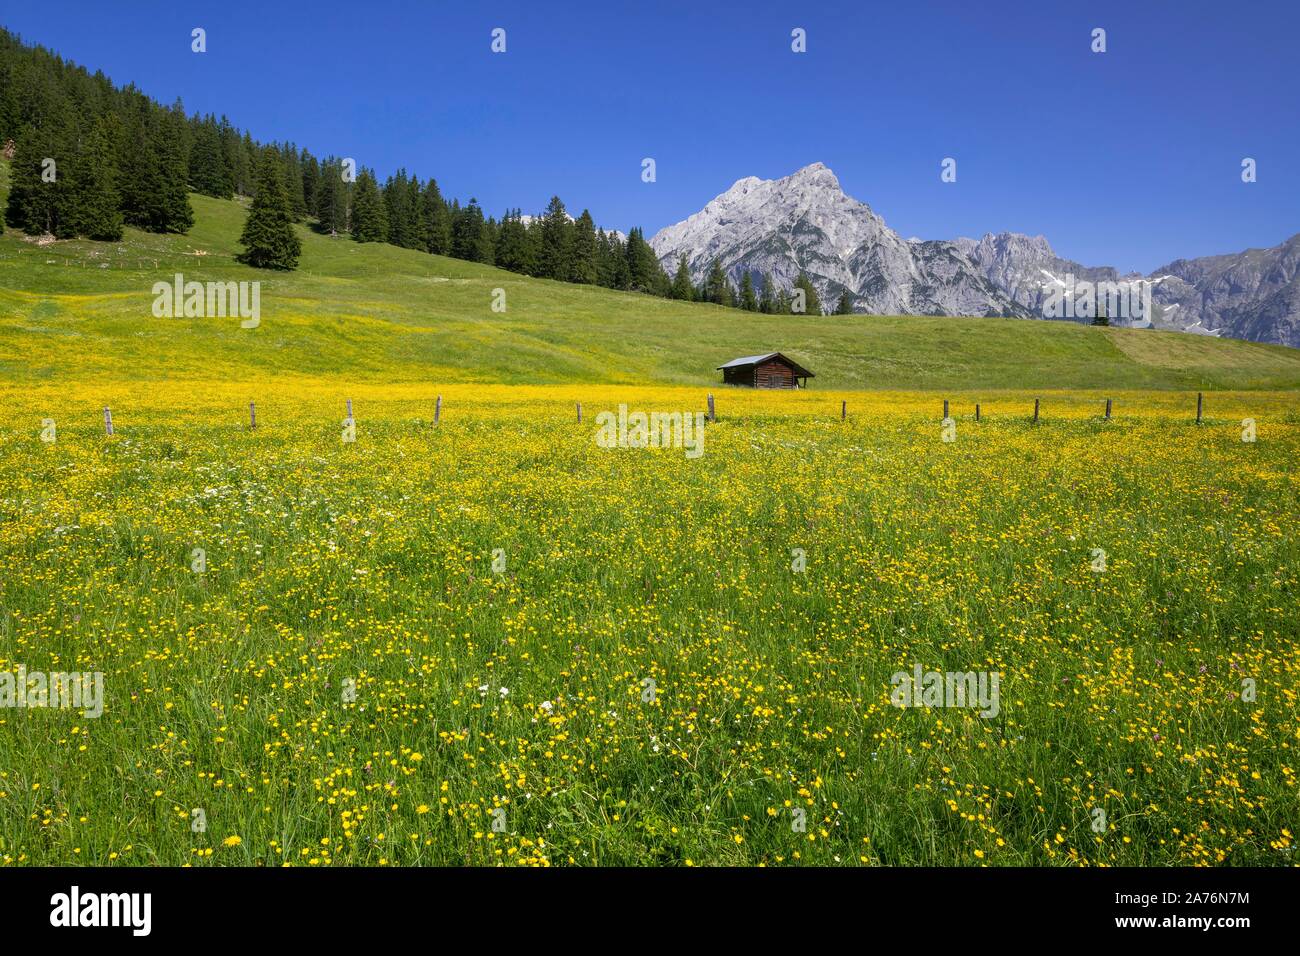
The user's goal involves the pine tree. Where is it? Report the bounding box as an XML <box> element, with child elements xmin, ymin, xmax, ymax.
<box><xmin>349</xmin><ymin>168</ymin><xmax>388</xmax><ymax>242</ymax></box>
<box><xmin>220</xmin><ymin>118</ymin><xmax>250</xmax><ymax>196</ymax></box>
<box><xmin>537</xmin><ymin>196</ymin><xmax>573</xmax><ymax>280</ymax></box>
<box><xmin>237</xmin><ymin>153</ymin><xmax>301</xmax><ymax>269</ymax></box>
<box><xmin>494</xmin><ymin>209</ymin><xmax>532</xmax><ymax>273</ymax></box>
<box><xmin>570</xmin><ymin>210</ymin><xmax>598</xmax><ymax>283</ymax></box>
<box><xmin>739</xmin><ymin>271</ymin><xmax>758</xmax><ymax>311</ymax></box>
<box><xmin>420</xmin><ymin>179</ymin><xmax>451</xmax><ymax>255</ymax></box>
<box><xmin>4</xmin><ymin>110</ymin><xmax>67</xmax><ymax>235</ymax></box>
<box><xmin>625</xmin><ymin>227</ymin><xmax>667</xmax><ymax>294</ymax></box>
<box><xmin>405</xmin><ymin>174</ymin><xmax>426</xmax><ymax>250</ymax></box>
<box><xmin>792</xmin><ymin>273</ymin><xmax>821</xmax><ymax>315</ymax></box>
<box><xmin>703</xmin><ymin>259</ymin><xmax>728</xmax><ymax>305</ymax></box>
<box><xmin>383</xmin><ymin>169</ymin><xmax>416</xmax><ymax>248</ymax></box>
<box><xmin>156</xmin><ymin>102</ymin><xmax>194</xmax><ymax>232</ymax></box>
<box><xmin>301</xmin><ymin>149</ymin><xmax>320</xmax><ymax>217</ymax></box>
<box><xmin>279</xmin><ymin>144</ymin><xmax>307</xmax><ymax>220</ymax></box>
<box><xmin>759</xmin><ymin>272</ymin><xmax>777</xmax><ymax>313</ymax></box>
<box><xmin>450</xmin><ymin>198</ymin><xmax>493</xmax><ymax>262</ymax></box>
<box><xmin>72</xmin><ymin>117</ymin><xmax>123</xmax><ymax>240</ymax></box>
<box><xmin>595</xmin><ymin>231</ymin><xmax>620</xmax><ymax>287</ymax></box>
<box><xmin>315</xmin><ymin>157</ymin><xmax>347</xmax><ymax>235</ymax></box>
<box><xmin>671</xmin><ymin>254</ymin><xmax>694</xmax><ymax>300</ymax></box>
<box><xmin>834</xmin><ymin>290</ymin><xmax>854</xmax><ymax>314</ymax></box>
<box><xmin>608</xmin><ymin>233</ymin><xmax>631</xmax><ymax>289</ymax></box>
<box><xmin>188</xmin><ymin>116</ymin><xmax>231</xmax><ymax>199</ymax></box>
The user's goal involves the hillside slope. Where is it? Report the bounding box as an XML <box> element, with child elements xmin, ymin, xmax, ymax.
<box><xmin>3</xmin><ymin>164</ymin><xmax>1300</xmax><ymax>391</ymax></box>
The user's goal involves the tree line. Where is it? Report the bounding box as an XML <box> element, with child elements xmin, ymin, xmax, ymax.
<box><xmin>0</xmin><ymin>27</ymin><xmax>843</xmax><ymax>310</ymax></box>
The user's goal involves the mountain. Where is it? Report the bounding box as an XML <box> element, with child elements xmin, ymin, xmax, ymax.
<box><xmin>652</xmin><ymin>163</ymin><xmax>1300</xmax><ymax>347</ymax></box>
<box><xmin>649</xmin><ymin>163</ymin><xmax>1025</xmax><ymax>318</ymax></box>
<box><xmin>952</xmin><ymin>233</ymin><xmax>1127</xmax><ymax>314</ymax></box>
<box><xmin>1145</xmin><ymin>235</ymin><xmax>1300</xmax><ymax>347</ymax></box>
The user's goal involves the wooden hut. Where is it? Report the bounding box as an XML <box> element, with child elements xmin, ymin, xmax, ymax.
<box><xmin>716</xmin><ymin>352</ymin><xmax>814</xmax><ymax>389</ymax></box>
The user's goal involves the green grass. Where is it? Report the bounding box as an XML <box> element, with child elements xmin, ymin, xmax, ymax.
<box><xmin>2</xmin><ymin>159</ymin><xmax>1299</xmax><ymax>391</ymax></box>
<box><xmin>0</xmin><ymin>388</ymin><xmax>1295</xmax><ymax>866</ymax></box>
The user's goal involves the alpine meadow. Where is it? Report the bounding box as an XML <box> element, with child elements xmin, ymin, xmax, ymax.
<box><xmin>0</xmin><ymin>3</ymin><xmax>1298</xmax><ymax>894</ymax></box>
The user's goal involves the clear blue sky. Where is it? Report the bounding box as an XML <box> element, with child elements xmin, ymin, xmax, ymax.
<box><xmin>5</xmin><ymin>0</ymin><xmax>1297</xmax><ymax>273</ymax></box>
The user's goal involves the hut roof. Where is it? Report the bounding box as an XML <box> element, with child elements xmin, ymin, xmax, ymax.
<box><xmin>716</xmin><ymin>352</ymin><xmax>814</xmax><ymax>377</ymax></box>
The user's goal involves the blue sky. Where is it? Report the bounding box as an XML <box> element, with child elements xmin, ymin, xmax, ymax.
<box><xmin>5</xmin><ymin>0</ymin><xmax>1297</xmax><ymax>272</ymax></box>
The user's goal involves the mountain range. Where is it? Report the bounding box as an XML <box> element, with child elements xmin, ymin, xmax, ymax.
<box><xmin>649</xmin><ymin>163</ymin><xmax>1300</xmax><ymax>347</ymax></box>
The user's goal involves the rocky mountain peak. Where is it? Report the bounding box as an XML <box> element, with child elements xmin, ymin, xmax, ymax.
<box><xmin>647</xmin><ymin>164</ymin><xmax>1300</xmax><ymax>345</ymax></box>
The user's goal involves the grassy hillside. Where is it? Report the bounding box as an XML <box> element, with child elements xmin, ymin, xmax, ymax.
<box><xmin>2</xmin><ymin>160</ymin><xmax>1300</xmax><ymax>390</ymax></box>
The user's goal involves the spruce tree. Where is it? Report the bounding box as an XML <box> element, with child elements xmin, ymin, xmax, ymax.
<box><xmin>72</xmin><ymin>117</ymin><xmax>123</xmax><ymax>240</ymax></box>
<box><xmin>834</xmin><ymin>290</ymin><xmax>854</xmax><ymax>315</ymax></box>
<box><xmin>704</xmin><ymin>259</ymin><xmax>728</xmax><ymax>305</ymax></box>
<box><xmin>570</xmin><ymin>210</ymin><xmax>598</xmax><ymax>283</ymax></box>
<box><xmin>792</xmin><ymin>273</ymin><xmax>821</xmax><ymax>315</ymax></box>
<box><xmin>301</xmin><ymin>149</ymin><xmax>320</xmax><ymax>217</ymax></box>
<box><xmin>625</xmin><ymin>227</ymin><xmax>667</xmax><ymax>294</ymax></box>
<box><xmin>274</xmin><ymin>144</ymin><xmax>306</xmax><ymax>220</ymax></box>
<box><xmin>420</xmin><ymin>179</ymin><xmax>451</xmax><ymax>255</ymax></box>
<box><xmin>349</xmin><ymin>168</ymin><xmax>388</xmax><ymax>242</ymax></box>
<box><xmin>739</xmin><ymin>271</ymin><xmax>758</xmax><ymax>311</ymax></box>
<box><xmin>4</xmin><ymin>114</ymin><xmax>65</xmax><ymax>235</ymax></box>
<box><xmin>538</xmin><ymin>196</ymin><xmax>573</xmax><ymax>280</ymax></box>
<box><xmin>315</xmin><ymin>158</ymin><xmax>346</xmax><ymax>234</ymax></box>
<box><xmin>759</xmin><ymin>272</ymin><xmax>777</xmax><ymax>313</ymax></box>
<box><xmin>157</xmin><ymin>103</ymin><xmax>194</xmax><ymax>232</ymax></box>
<box><xmin>383</xmin><ymin>169</ymin><xmax>415</xmax><ymax>248</ymax></box>
<box><xmin>671</xmin><ymin>254</ymin><xmax>694</xmax><ymax>300</ymax></box>
<box><xmin>495</xmin><ymin>209</ymin><xmax>532</xmax><ymax>273</ymax></box>
<box><xmin>609</xmin><ymin>233</ymin><xmax>631</xmax><ymax>289</ymax></box>
<box><xmin>188</xmin><ymin>116</ymin><xmax>232</xmax><ymax>199</ymax></box>
<box><xmin>237</xmin><ymin>153</ymin><xmax>301</xmax><ymax>269</ymax></box>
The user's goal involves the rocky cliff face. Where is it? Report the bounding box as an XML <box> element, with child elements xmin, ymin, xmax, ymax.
<box><xmin>650</xmin><ymin>163</ymin><xmax>1025</xmax><ymax>318</ymax></box>
<box><xmin>650</xmin><ymin>163</ymin><xmax>1300</xmax><ymax>346</ymax></box>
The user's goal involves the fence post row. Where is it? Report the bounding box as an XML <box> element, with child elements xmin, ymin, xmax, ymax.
<box><xmin>82</xmin><ymin>393</ymin><xmax>1245</xmax><ymax>437</ymax></box>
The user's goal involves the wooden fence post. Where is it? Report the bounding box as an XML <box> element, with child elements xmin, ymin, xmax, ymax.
<box><xmin>576</xmin><ymin>402</ymin><xmax>582</xmax><ymax>423</ymax></box>
<box><xmin>707</xmin><ymin>393</ymin><xmax>715</xmax><ymax>422</ymax></box>
<box><xmin>841</xmin><ymin>400</ymin><xmax>846</xmax><ymax>421</ymax></box>
<box><xmin>435</xmin><ymin>395</ymin><xmax>442</xmax><ymax>426</ymax></box>
<box><xmin>1105</xmin><ymin>398</ymin><xmax>1112</xmax><ymax>420</ymax></box>
<box><xmin>103</xmin><ymin>407</ymin><xmax>113</xmax><ymax>436</ymax></box>
<box><xmin>1196</xmin><ymin>392</ymin><xmax>1203</xmax><ymax>424</ymax></box>
<box><xmin>1033</xmin><ymin>398</ymin><xmax>1040</xmax><ymax>424</ymax></box>
<box><xmin>975</xmin><ymin>404</ymin><xmax>981</xmax><ymax>422</ymax></box>
<box><xmin>346</xmin><ymin>399</ymin><xmax>353</xmax><ymax>421</ymax></box>
<box><xmin>249</xmin><ymin>401</ymin><xmax>256</xmax><ymax>430</ymax></box>
<box><xmin>943</xmin><ymin>399</ymin><xmax>949</xmax><ymax>419</ymax></box>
